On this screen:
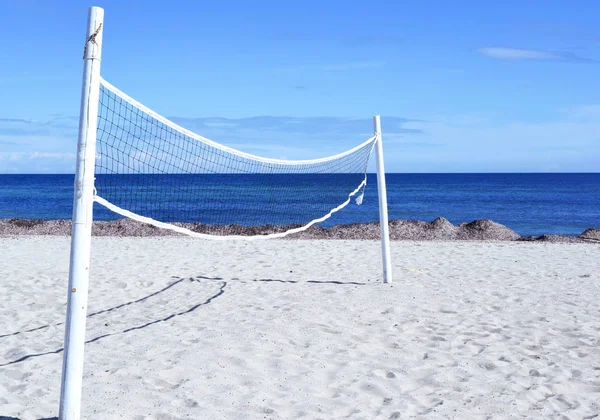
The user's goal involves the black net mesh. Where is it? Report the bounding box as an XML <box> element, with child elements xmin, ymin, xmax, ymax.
<box><xmin>94</xmin><ymin>81</ymin><xmax>376</xmax><ymax>232</ymax></box>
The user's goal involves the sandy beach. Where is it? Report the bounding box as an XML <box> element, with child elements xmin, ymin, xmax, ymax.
<box><xmin>1</xmin><ymin>236</ymin><xmax>599</xmax><ymax>419</ymax></box>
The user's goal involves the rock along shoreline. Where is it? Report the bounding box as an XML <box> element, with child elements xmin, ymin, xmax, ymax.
<box><xmin>1</xmin><ymin>217</ymin><xmax>598</xmax><ymax>243</ymax></box>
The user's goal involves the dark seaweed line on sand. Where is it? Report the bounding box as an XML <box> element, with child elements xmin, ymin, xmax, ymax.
<box><xmin>1</xmin><ymin>217</ymin><xmax>598</xmax><ymax>243</ymax></box>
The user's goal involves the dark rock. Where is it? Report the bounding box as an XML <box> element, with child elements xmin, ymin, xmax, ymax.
<box><xmin>458</xmin><ymin>219</ymin><xmax>520</xmax><ymax>241</ymax></box>
<box><xmin>535</xmin><ymin>234</ymin><xmax>585</xmax><ymax>243</ymax></box>
<box><xmin>8</xmin><ymin>218</ymin><xmax>44</xmax><ymax>228</ymax></box>
<box><xmin>580</xmin><ymin>228</ymin><xmax>600</xmax><ymax>241</ymax></box>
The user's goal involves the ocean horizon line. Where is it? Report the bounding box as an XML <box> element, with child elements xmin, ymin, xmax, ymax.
<box><xmin>1</xmin><ymin>172</ymin><xmax>599</xmax><ymax>176</ymax></box>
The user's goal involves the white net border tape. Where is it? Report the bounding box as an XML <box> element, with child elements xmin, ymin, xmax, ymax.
<box><xmin>95</xmin><ymin>175</ymin><xmax>368</xmax><ymax>240</ymax></box>
<box><xmin>99</xmin><ymin>77</ymin><xmax>376</xmax><ymax>166</ymax></box>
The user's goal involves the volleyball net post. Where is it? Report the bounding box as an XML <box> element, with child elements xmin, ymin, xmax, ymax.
<box><xmin>59</xmin><ymin>6</ymin><xmax>104</xmax><ymax>420</ymax></box>
<box><xmin>373</xmin><ymin>115</ymin><xmax>393</xmax><ymax>284</ymax></box>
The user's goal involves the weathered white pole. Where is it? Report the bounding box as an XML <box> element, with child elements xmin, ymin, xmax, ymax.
<box><xmin>59</xmin><ymin>6</ymin><xmax>104</xmax><ymax>420</ymax></box>
<box><xmin>373</xmin><ymin>115</ymin><xmax>392</xmax><ymax>283</ymax></box>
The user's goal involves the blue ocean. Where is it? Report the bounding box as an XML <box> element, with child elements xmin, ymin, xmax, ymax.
<box><xmin>0</xmin><ymin>173</ymin><xmax>598</xmax><ymax>237</ymax></box>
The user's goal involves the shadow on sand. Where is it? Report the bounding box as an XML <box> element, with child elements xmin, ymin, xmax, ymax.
<box><xmin>0</xmin><ymin>417</ymin><xmax>57</xmax><ymax>420</ymax></box>
<box><xmin>1</xmin><ymin>273</ymin><xmax>366</xmax><ymax>368</ymax></box>
<box><xmin>196</xmin><ymin>274</ymin><xmax>367</xmax><ymax>286</ymax></box>
<box><xmin>0</xmin><ymin>277</ymin><xmax>226</xmax><ymax>368</ymax></box>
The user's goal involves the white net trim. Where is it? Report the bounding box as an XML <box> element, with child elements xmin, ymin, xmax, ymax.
<box><xmin>94</xmin><ymin>78</ymin><xmax>378</xmax><ymax>239</ymax></box>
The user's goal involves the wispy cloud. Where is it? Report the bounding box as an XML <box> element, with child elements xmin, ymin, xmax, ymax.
<box><xmin>0</xmin><ymin>152</ymin><xmax>76</xmax><ymax>173</ymax></box>
<box><xmin>0</xmin><ymin>116</ymin><xmax>77</xmax><ymax>124</ymax></box>
<box><xmin>0</xmin><ymin>117</ymin><xmax>35</xmax><ymax>124</ymax></box>
<box><xmin>0</xmin><ymin>115</ymin><xmax>420</xmax><ymax>173</ymax></box>
<box><xmin>0</xmin><ymin>140</ymin><xmax>28</xmax><ymax>145</ymax></box>
<box><xmin>201</xmin><ymin>119</ymin><xmax>240</xmax><ymax>128</ymax></box>
<box><xmin>478</xmin><ymin>47</ymin><xmax>596</xmax><ymax>63</ymax></box>
<box><xmin>394</xmin><ymin>107</ymin><xmax>600</xmax><ymax>172</ymax></box>
<box><xmin>0</xmin><ymin>116</ymin><xmax>79</xmax><ymax>136</ymax></box>
<box><xmin>0</xmin><ymin>152</ymin><xmax>75</xmax><ymax>161</ymax></box>
<box><xmin>382</xmin><ymin>135</ymin><xmax>444</xmax><ymax>149</ymax></box>
<box><xmin>5</xmin><ymin>109</ymin><xmax>597</xmax><ymax>173</ymax></box>
<box><xmin>170</xmin><ymin>116</ymin><xmax>419</xmax><ymax>141</ymax></box>
<box><xmin>565</xmin><ymin>105</ymin><xmax>600</xmax><ymax>120</ymax></box>
<box><xmin>166</xmin><ymin>116</ymin><xmax>422</xmax><ymax>171</ymax></box>
<box><xmin>0</xmin><ymin>115</ymin><xmax>80</xmax><ymax>172</ymax></box>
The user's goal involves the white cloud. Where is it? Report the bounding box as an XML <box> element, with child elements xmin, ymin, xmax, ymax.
<box><xmin>478</xmin><ymin>47</ymin><xmax>595</xmax><ymax>62</ymax></box>
<box><xmin>0</xmin><ymin>152</ymin><xmax>75</xmax><ymax>161</ymax></box>
<box><xmin>0</xmin><ymin>152</ymin><xmax>76</xmax><ymax>173</ymax></box>
<box><xmin>225</xmin><ymin>143</ymin><xmax>322</xmax><ymax>158</ymax></box>
<box><xmin>479</xmin><ymin>47</ymin><xmax>559</xmax><ymax>60</ymax></box>
<box><xmin>202</xmin><ymin>121</ymin><xmax>240</xmax><ymax>128</ymax></box>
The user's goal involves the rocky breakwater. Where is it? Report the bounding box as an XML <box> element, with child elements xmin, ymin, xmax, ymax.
<box><xmin>1</xmin><ymin>217</ymin><xmax>598</xmax><ymax>243</ymax></box>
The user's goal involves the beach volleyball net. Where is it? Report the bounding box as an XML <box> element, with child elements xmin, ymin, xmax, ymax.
<box><xmin>94</xmin><ymin>78</ymin><xmax>378</xmax><ymax>239</ymax></box>
<box><xmin>61</xmin><ymin>8</ymin><xmax>392</xmax><ymax>420</ymax></box>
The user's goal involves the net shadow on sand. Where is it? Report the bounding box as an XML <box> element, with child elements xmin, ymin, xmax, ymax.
<box><xmin>0</xmin><ymin>276</ymin><xmax>209</xmax><ymax>340</ymax></box>
<box><xmin>195</xmin><ymin>275</ymin><xmax>367</xmax><ymax>286</ymax></box>
<box><xmin>1</xmin><ymin>274</ymin><xmax>367</xmax><ymax>368</ymax></box>
<box><xmin>0</xmin><ymin>417</ymin><xmax>57</xmax><ymax>420</ymax></box>
<box><xmin>0</xmin><ymin>278</ymin><xmax>227</xmax><ymax>368</ymax></box>
<box><xmin>258</xmin><ymin>279</ymin><xmax>366</xmax><ymax>286</ymax></box>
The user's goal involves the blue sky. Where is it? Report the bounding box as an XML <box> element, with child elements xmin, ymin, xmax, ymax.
<box><xmin>0</xmin><ymin>0</ymin><xmax>598</xmax><ymax>173</ymax></box>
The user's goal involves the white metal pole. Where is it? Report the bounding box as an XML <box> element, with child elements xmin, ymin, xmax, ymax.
<box><xmin>59</xmin><ymin>6</ymin><xmax>104</xmax><ymax>420</ymax></box>
<box><xmin>373</xmin><ymin>115</ymin><xmax>392</xmax><ymax>284</ymax></box>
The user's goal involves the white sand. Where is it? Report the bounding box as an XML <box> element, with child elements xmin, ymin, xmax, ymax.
<box><xmin>1</xmin><ymin>237</ymin><xmax>599</xmax><ymax>420</ymax></box>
